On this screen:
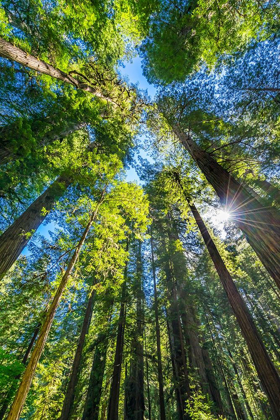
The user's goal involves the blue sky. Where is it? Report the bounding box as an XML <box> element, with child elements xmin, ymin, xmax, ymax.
<box><xmin>23</xmin><ymin>56</ymin><xmax>155</xmax><ymax>254</ymax></box>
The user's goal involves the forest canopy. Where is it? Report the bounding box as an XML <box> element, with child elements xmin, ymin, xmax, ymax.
<box><xmin>0</xmin><ymin>0</ymin><xmax>279</xmax><ymax>419</ymax></box>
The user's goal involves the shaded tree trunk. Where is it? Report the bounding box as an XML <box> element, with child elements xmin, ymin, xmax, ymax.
<box><xmin>172</xmin><ymin>127</ymin><xmax>280</xmax><ymax>291</ymax></box>
<box><xmin>107</xmin><ymin>277</ymin><xmax>127</xmax><ymax>420</ymax></box>
<box><xmin>6</xmin><ymin>196</ymin><xmax>104</xmax><ymax>420</ymax></box>
<box><xmin>125</xmin><ymin>242</ymin><xmax>145</xmax><ymax>420</ymax></box>
<box><xmin>0</xmin><ymin>174</ymin><xmax>71</xmax><ymax>280</ymax></box>
<box><xmin>186</xmin><ymin>198</ymin><xmax>280</xmax><ymax>419</ymax></box>
<box><xmin>60</xmin><ymin>290</ymin><xmax>95</xmax><ymax>420</ymax></box>
<box><xmin>0</xmin><ymin>38</ymin><xmax>112</xmax><ymax>103</ymax></box>
<box><xmin>150</xmin><ymin>232</ymin><xmax>166</xmax><ymax>420</ymax></box>
<box><xmin>0</xmin><ymin>324</ymin><xmax>40</xmax><ymax>420</ymax></box>
<box><xmin>82</xmin><ymin>326</ymin><xmax>111</xmax><ymax>419</ymax></box>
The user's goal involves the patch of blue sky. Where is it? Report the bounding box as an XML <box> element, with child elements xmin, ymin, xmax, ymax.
<box><xmin>118</xmin><ymin>55</ymin><xmax>156</xmax><ymax>99</ymax></box>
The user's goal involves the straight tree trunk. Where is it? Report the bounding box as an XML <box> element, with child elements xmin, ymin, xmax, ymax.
<box><xmin>125</xmin><ymin>242</ymin><xmax>145</xmax><ymax>420</ymax></box>
<box><xmin>150</xmin><ymin>232</ymin><xmax>166</xmax><ymax>420</ymax></box>
<box><xmin>0</xmin><ymin>38</ymin><xmax>112</xmax><ymax>103</ymax></box>
<box><xmin>107</xmin><ymin>276</ymin><xmax>127</xmax><ymax>420</ymax></box>
<box><xmin>185</xmin><ymin>198</ymin><xmax>280</xmax><ymax>419</ymax></box>
<box><xmin>0</xmin><ymin>174</ymin><xmax>71</xmax><ymax>280</ymax></box>
<box><xmin>82</xmin><ymin>324</ymin><xmax>111</xmax><ymax>419</ymax></box>
<box><xmin>6</xmin><ymin>196</ymin><xmax>104</xmax><ymax>420</ymax></box>
<box><xmin>0</xmin><ymin>324</ymin><xmax>40</xmax><ymax>420</ymax></box>
<box><xmin>172</xmin><ymin>127</ymin><xmax>280</xmax><ymax>291</ymax></box>
<box><xmin>165</xmin><ymin>274</ymin><xmax>190</xmax><ymax>419</ymax></box>
<box><xmin>59</xmin><ymin>290</ymin><xmax>95</xmax><ymax>420</ymax></box>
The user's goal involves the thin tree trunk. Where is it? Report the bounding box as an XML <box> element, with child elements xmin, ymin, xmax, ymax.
<box><xmin>6</xmin><ymin>196</ymin><xmax>104</xmax><ymax>420</ymax></box>
<box><xmin>150</xmin><ymin>232</ymin><xmax>166</xmax><ymax>420</ymax></box>
<box><xmin>107</xmin><ymin>274</ymin><xmax>127</xmax><ymax>420</ymax></box>
<box><xmin>0</xmin><ymin>38</ymin><xmax>113</xmax><ymax>103</ymax></box>
<box><xmin>0</xmin><ymin>324</ymin><xmax>40</xmax><ymax>420</ymax></box>
<box><xmin>0</xmin><ymin>175</ymin><xmax>71</xmax><ymax>281</ymax></box>
<box><xmin>172</xmin><ymin>128</ymin><xmax>280</xmax><ymax>290</ymax></box>
<box><xmin>82</xmin><ymin>325</ymin><xmax>111</xmax><ymax>419</ymax></box>
<box><xmin>125</xmin><ymin>242</ymin><xmax>145</xmax><ymax>420</ymax></box>
<box><xmin>145</xmin><ymin>333</ymin><xmax>152</xmax><ymax>420</ymax></box>
<box><xmin>60</xmin><ymin>290</ymin><xmax>95</xmax><ymax>420</ymax></box>
<box><xmin>186</xmin><ymin>199</ymin><xmax>280</xmax><ymax>418</ymax></box>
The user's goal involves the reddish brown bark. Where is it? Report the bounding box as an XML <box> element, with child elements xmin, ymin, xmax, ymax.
<box><xmin>107</xmin><ymin>280</ymin><xmax>127</xmax><ymax>420</ymax></box>
<box><xmin>187</xmin><ymin>199</ymin><xmax>280</xmax><ymax>419</ymax></box>
<box><xmin>6</xmin><ymin>196</ymin><xmax>104</xmax><ymax>420</ymax></box>
<box><xmin>151</xmin><ymin>232</ymin><xmax>166</xmax><ymax>420</ymax></box>
<box><xmin>60</xmin><ymin>291</ymin><xmax>95</xmax><ymax>420</ymax></box>
<box><xmin>0</xmin><ymin>175</ymin><xmax>71</xmax><ymax>280</ymax></box>
<box><xmin>173</xmin><ymin>127</ymin><xmax>280</xmax><ymax>291</ymax></box>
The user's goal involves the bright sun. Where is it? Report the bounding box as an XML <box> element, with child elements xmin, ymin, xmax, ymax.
<box><xmin>217</xmin><ymin>210</ymin><xmax>231</xmax><ymax>222</ymax></box>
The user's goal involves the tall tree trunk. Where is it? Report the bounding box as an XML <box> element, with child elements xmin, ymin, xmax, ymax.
<box><xmin>60</xmin><ymin>290</ymin><xmax>95</xmax><ymax>420</ymax></box>
<box><xmin>0</xmin><ymin>174</ymin><xmax>71</xmax><ymax>280</ymax></box>
<box><xmin>0</xmin><ymin>38</ymin><xmax>112</xmax><ymax>103</ymax></box>
<box><xmin>0</xmin><ymin>324</ymin><xmax>40</xmax><ymax>420</ymax></box>
<box><xmin>82</xmin><ymin>323</ymin><xmax>111</xmax><ymax>419</ymax></box>
<box><xmin>125</xmin><ymin>242</ymin><xmax>145</xmax><ymax>420</ymax></box>
<box><xmin>201</xmin><ymin>345</ymin><xmax>224</xmax><ymax>415</ymax></box>
<box><xmin>6</xmin><ymin>196</ymin><xmax>104</xmax><ymax>420</ymax></box>
<box><xmin>185</xmin><ymin>198</ymin><xmax>280</xmax><ymax>418</ymax></box>
<box><xmin>145</xmin><ymin>333</ymin><xmax>152</xmax><ymax>420</ymax></box>
<box><xmin>107</xmin><ymin>276</ymin><xmax>127</xmax><ymax>420</ymax></box>
<box><xmin>150</xmin><ymin>232</ymin><xmax>166</xmax><ymax>420</ymax></box>
<box><xmin>172</xmin><ymin>128</ymin><xmax>280</xmax><ymax>290</ymax></box>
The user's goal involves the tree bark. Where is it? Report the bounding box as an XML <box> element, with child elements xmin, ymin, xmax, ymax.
<box><xmin>59</xmin><ymin>290</ymin><xmax>95</xmax><ymax>420</ymax></box>
<box><xmin>172</xmin><ymin>127</ymin><xmax>280</xmax><ymax>291</ymax></box>
<box><xmin>107</xmin><ymin>277</ymin><xmax>127</xmax><ymax>420</ymax></box>
<box><xmin>125</xmin><ymin>242</ymin><xmax>145</xmax><ymax>420</ymax></box>
<box><xmin>0</xmin><ymin>174</ymin><xmax>71</xmax><ymax>281</ymax></box>
<box><xmin>186</xmin><ymin>199</ymin><xmax>280</xmax><ymax>419</ymax></box>
<box><xmin>6</xmin><ymin>196</ymin><xmax>104</xmax><ymax>420</ymax></box>
<box><xmin>150</xmin><ymin>232</ymin><xmax>166</xmax><ymax>420</ymax></box>
<box><xmin>82</xmin><ymin>325</ymin><xmax>111</xmax><ymax>419</ymax></box>
<box><xmin>0</xmin><ymin>38</ymin><xmax>112</xmax><ymax>103</ymax></box>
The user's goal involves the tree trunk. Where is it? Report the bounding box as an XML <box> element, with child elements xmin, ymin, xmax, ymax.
<box><xmin>0</xmin><ymin>324</ymin><xmax>40</xmax><ymax>420</ymax></box>
<box><xmin>150</xmin><ymin>232</ymin><xmax>166</xmax><ymax>420</ymax></box>
<box><xmin>172</xmin><ymin>127</ymin><xmax>280</xmax><ymax>291</ymax></box>
<box><xmin>125</xmin><ymin>242</ymin><xmax>145</xmax><ymax>420</ymax></box>
<box><xmin>59</xmin><ymin>290</ymin><xmax>95</xmax><ymax>420</ymax></box>
<box><xmin>187</xmin><ymin>199</ymin><xmax>280</xmax><ymax>419</ymax></box>
<box><xmin>6</xmin><ymin>197</ymin><xmax>104</xmax><ymax>420</ymax></box>
<box><xmin>82</xmin><ymin>330</ymin><xmax>110</xmax><ymax>419</ymax></box>
<box><xmin>107</xmin><ymin>278</ymin><xmax>127</xmax><ymax>420</ymax></box>
<box><xmin>0</xmin><ymin>38</ymin><xmax>112</xmax><ymax>103</ymax></box>
<box><xmin>0</xmin><ymin>174</ymin><xmax>71</xmax><ymax>280</ymax></box>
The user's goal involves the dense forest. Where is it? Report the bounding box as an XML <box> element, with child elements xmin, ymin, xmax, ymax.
<box><xmin>0</xmin><ymin>1</ymin><xmax>279</xmax><ymax>419</ymax></box>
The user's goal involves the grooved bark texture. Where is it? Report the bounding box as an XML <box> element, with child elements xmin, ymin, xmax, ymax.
<box><xmin>0</xmin><ymin>175</ymin><xmax>71</xmax><ymax>280</ymax></box>
<box><xmin>189</xmin><ymin>201</ymin><xmax>280</xmax><ymax>419</ymax></box>
<box><xmin>107</xmin><ymin>281</ymin><xmax>127</xmax><ymax>420</ymax></box>
<box><xmin>173</xmin><ymin>126</ymin><xmax>280</xmax><ymax>290</ymax></box>
<box><xmin>60</xmin><ymin>291</ymin><xmax>95</xmax><ymax>420</ymax></box>
<box><xmin>151</xmin><ymin>233</ymin><xmax>166</xmax><ymax>420</ymax></box>
<box><xmin>6</xmin><ymin>197</ymin><xmax>104</xmax><ymax>420</ymax></box>
<box><xmin>0</xmin><ymin>38</ymin><xmax>112</xmax><ymax>102</ymax></box>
